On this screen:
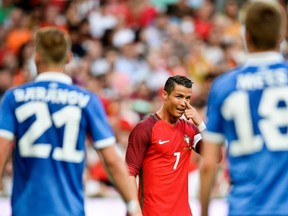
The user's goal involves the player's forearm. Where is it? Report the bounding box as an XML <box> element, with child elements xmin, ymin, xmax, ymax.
<box><xmin>128</xmin><ymin>175</ymin><xmax>140</xmax><ymax>205</ymax></box>
<box><xmin>105</xmin><ymin>158</ymin><xmax>141</xmax><ymax>215</ymax></box>
<box><xmin>127</xmin><ymin>176</ymin><xmax>142</xmax><ymax>216</ymax></box>
<box><xmin>106</xmin><ymin>158</ymin><xmax>135</xmax><ymax>202</ymax></box>
<box><xmin>98</xmin><ymin>146</ymin><xmax>140</xmax><ymax>215</ymax></box>
<box><xmin>199</xmin><ymin>162</ymin><xmax>217</xmax><ymax>216</ymax></box>
<box><xmin>0</xmin><ymin>138</ymin><xmax>12</xmax><ymax>177</ymax></box>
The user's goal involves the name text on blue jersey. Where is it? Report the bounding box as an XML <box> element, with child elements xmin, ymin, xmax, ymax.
<box><xmin>13</xmin><ymin>87</ymin><xmax>90</xmax><ymax>108</ymax></box>
<box><xmin>236</xmin><ymin>68</ymin><xmax>287</xmax><ymax>90</ymax></box>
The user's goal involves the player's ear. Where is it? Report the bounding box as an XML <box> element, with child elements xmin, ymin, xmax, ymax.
<box><xmin>162</xmin><ymin>90</ymin><xmax>168</xmax><ymax>101</ymax></box>
<box><xmin>34</xmin><ymin>51</ymin><xmax>41</xmax><ymax>64</ymax></box>
<box><xmin>66</xmin><ymin>52</ymin><xmax>73</xmax><ymax>64</ymax></box>
<box><xmin>244</xmin><ymin>31</ymin><xmax>252</xmax><ymax>52</ymax></box>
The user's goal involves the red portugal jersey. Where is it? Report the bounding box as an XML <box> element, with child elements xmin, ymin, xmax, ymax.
<box><xmin>126</xmin><ymin>113</ymin><xmax>202</xmax><ymax>216</ymax></box>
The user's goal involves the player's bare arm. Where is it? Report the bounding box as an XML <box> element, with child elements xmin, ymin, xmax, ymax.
<box><xmin>127</xmin><ymin>175</ymin><xmax>143</xmax><ymax>216</ymax></box>
<box><xmin>199</xmin><ymin>140</ymin><xmax>222</xmax><ymax>216</ymax></box>
<box><xmin>0</xmin><ymin>137</ymin><xmax>12</xmax><ymax>177</ymax></box>
<box><xmin>97</xmin><ymin>146</ymin><xmax>142</xmax><ymax>216</ymax></box>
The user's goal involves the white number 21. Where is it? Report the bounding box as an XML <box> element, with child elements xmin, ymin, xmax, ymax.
<box><xmin>15</xmin><ymin>102</ymin><xmax>84</xmax><ymax>163</ymax></box>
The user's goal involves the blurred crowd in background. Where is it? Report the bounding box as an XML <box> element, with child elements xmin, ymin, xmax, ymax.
<box><xmin>0</xmin><ymin>0</ymin><xmax>287</xmax><ymax>200</ymax></box>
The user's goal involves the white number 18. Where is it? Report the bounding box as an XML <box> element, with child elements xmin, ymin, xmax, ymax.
<box><xmin>222</xmin><ymin>87</ymin><xmax>288</xmax><ymax>157</ymax></box>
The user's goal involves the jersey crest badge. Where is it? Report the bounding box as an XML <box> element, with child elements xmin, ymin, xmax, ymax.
<box><xmin>184</xmin><ymin>134</ymin><xmax>190</xmax><ymax>145</ymax></box>
<box><xmin>183</xmin><ymin>134</ymin><xmax>191</xmax><ymax>150</ymax></box>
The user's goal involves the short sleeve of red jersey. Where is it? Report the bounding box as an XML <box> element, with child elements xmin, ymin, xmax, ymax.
<box><xmin>125</xmin><ymin>116</ymin><xmax>155</xmax><ymax>176</ymax></box>
<box><xmin>188</xmin><ymin>121</ymin><xmax>203</xmax><ymax>154</ymax></box>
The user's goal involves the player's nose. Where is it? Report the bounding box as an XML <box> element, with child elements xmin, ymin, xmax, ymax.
<box><xmin>179</xmin><ymin>98</ymin><xmax>186</xmax><ymax>107</ymax></box>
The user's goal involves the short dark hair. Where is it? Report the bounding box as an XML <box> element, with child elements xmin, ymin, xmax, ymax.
<box><xmin>245</xmin><ymin>1</ymin><xmax>284</xmax><ymax>50</ymax></box>
<box><xmin>164</xmin><ymin>75</ymin><xmax>193</xmax><ymax>94</ymax></box>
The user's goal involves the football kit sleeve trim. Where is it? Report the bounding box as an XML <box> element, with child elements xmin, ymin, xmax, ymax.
<box><xmin>0</xmin><ymin>129</ymin><xmax>14</xmax><ymax>140</ymax></box>
<box><xmin>93</xmin><ymin>137</ymin><xmax>116</xmax><ymax>149</ymax></box>
<box><xmin>193</xmin><ymin>134</ymin><xmax>202</xmax><ymax>149</ymax></box>
<box><xmin>197</xmin><ymin>121</ymin><xmax>206</xmax><ymax>132</ymax></box>
<box><xmin>202</xmin><ymin>131</ymin><xmax>225</xmax><ymax>144</ymax></box>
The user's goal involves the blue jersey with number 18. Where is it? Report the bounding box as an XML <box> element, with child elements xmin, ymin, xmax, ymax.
<box><xmin>0</xmin><ymin>72</ymin><xmax>116</xmax><ymax>216</ymax></box>
<box><xmin>204</xmin><ymin>52</ymin><xmax>288</xmax><ymax>215</ymax></box>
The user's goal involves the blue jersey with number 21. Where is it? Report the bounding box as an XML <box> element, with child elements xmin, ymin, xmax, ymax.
<box><xmin>204</xmin><ymin>52</ymin><xmax>288</xmax><ymax>216</ymax></box>
<box><xmin>0</xmin><ymin>72</ymin><xmax>115</xmax><ymax>216</ymax></box>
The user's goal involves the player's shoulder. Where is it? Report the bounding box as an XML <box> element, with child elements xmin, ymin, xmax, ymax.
<box><xmin>137</xmin><ymin>114</ymin><xmax>157</xmax><ymax>125</ymax></box>
<box><xmin>211</xmin><ymin>66</ymin><xmax>241</xmax><ymax>91</ymax></box>
<box><xmin>132</xmin><ymin>114</ymin><xmax>158</xmax><ymax>131</ymax></box>
<box><xmin>217</xmin><ymin>65</ymin><xmax>242</xmax><ymax>82</ymax></box>
<box><xmin>270</xmin><ymin>59</ymin><xmax>288</xmax><ymax>71</ymax></box>
<box><xmin>62</xmin><ymin>82</ymin><xmax>93</xmax><ymax>95</ymax></box>
<box><xmin>58</xmin><ymin>82</ymin><xmax>101</xmax><ymax>102</ymax></box>
<box><xmin>10</xmin><ymin>80</ymin><xmax>35</xmax><ymax>90</ymax></box>
<box><xmin>206</xmin><ymin>65</ymin><xmax>248</xmax><ymax>106</ymax></box>
<box><xmin>178</xmin><ymin>117</ymin><xmax>199</xmax><ymax>130</ymax></box>
<box><xmin>69</xmin><ymin>85</ymin><xmax>105</xmax><ymax>109</ymax></box>
<box><xmin>213</xmin><ymin>54</ymin><xmax>288</xmax><ymax>88</ymax></box>
<box><xmin>3</xmin><ymin>81</ymin><xmax>34</xmax><ymax>98</ymax></box>
<box><xmin>10</xmin><ymin>80</ymin><xmax>96</xmax><ymax>98</ymax></box>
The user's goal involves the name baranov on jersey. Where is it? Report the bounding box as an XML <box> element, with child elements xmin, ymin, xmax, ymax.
<box><xmin>13</xmin><ymin>86</ymin><xmax>90</xmax><ymax>108</ymax></box>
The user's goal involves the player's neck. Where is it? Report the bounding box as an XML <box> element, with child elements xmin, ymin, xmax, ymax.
<box><xmin>247</xmin><ymin>45</ymin><xmax>279</xmax><ymax>53</ymax></box>
<box><xmin>156</xmin><ymin>109</ymin><xmax>178</xmax><ymax>126</ymax></box>
<box><xmin>37</xmin><ymin>64</ymin><xmax>66</xmax><ymax>74</ymax></box>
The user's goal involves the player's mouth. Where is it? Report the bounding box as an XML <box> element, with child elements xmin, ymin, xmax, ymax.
<box><xmin>176</xmin><ymin>108</ymin><xmax>185</xmax><ymax>114</ymax></box>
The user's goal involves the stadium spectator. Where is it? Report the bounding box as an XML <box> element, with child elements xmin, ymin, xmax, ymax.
<box><xmin>0</xmin><ymin>64</ymin><xmax>13</xmax><ymax>100</ymax></box>
<box><xmin>5</xmin><ymin>8</ymin><xmax>33</xmax><ymax>55</ymax></box>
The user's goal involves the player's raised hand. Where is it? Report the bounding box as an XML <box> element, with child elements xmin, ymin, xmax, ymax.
<box><xmin>184</xmin><ymin>100</ymin><xmax>203</xmax><ymax>127</ymax></box>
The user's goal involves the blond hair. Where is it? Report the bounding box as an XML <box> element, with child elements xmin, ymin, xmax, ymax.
<box><xmin>35</xmin><ymin>27</ymin><xmax>71</xmax><ymax>66</ymax></box>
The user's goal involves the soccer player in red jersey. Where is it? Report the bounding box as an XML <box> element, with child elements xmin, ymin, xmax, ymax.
<box><xmin>125</xmin><ymin>75</ymin><xmax>206</xmax><ymax>216</ymax></box>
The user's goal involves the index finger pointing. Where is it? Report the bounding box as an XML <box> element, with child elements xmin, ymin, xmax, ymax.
<box><xmin>185</xmin><ymin>100</ymin><xmax>193</xmax><ymax>109</ymax></box>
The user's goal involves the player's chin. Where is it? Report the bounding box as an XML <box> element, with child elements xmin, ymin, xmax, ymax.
<box><xmin>175</xmin><ymin>109</ymin><xmax>184</xmax><ymax>117</ymax></box>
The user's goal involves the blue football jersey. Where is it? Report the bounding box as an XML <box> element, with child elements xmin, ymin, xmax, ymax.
<box><xmin>203</xmin><ymin>52</ymin><xmax>288</xmax><ymax>215</ymax></box>
<box><xmin>0</xmin><ymin>72</ymin><xmax>116</xmax><ymax>216</ymax></box>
